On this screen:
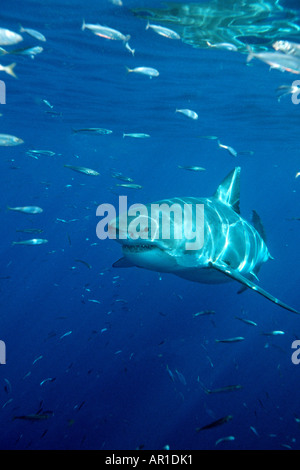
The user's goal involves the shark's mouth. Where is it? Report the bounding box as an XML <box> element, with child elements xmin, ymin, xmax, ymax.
<box><xmin>122</xmin><ymin>243</ymin><xmax>159</xmax><ymax>253</ymax></box>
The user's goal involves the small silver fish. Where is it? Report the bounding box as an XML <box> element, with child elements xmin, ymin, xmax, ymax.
<box><xmin>16</xmin><ymin>228</ymin><xmax>44</xmax><ymax>233</ymax></box>
<box><xmin>207</xmin><ymin>41</ymin><xmax>237</xmax><ymax>51</ymax></box>
<box><xmin>14</xmin><ymin>413</ymin><xmax>51</xmax><ymax>420</ymax></box>
<box><xmin>178</xmin><ymin>165</ymin><xmax>206</xmax><ymax>172</ymax></box>
<box><xmin>42</xmin><ymin>99</ymin><xmax>53</xmax><ymax>108</ymax></box>
<box><xmin>215</xmin><ymin>337</ymin><xmax>245</xmax><ymax>343</ymax></box>
<box><xmin>64</xmin><ymin>164</ymin><xmax>100</xmax><ymax>176</ymax></box>
<box><xmin>8</xmin><ymin>206</ymin><xmax>43</xmax><ymax>214</ymax></box>
<box><xmin>0</xmin><ymin>28</ymin><xmax>23</xmax><ymax>46</ymax></box>
<box><xmin>32</xmin><ymin>355</ymin><xmax>43</xmax><ymax>365</ymax></box>
<box><xmin>115</xmin><ymin>183</ymin><xmax>142</xmax><ymax>189</ymax></box>
<box><xmin>176</xmin><ymin>108</ymin><xmax>198</xmax><ymax>120</ymax></box>
<box><xmin>27</xmin><ymin>150</ymin><xmax>55</xmax><ymax>156</ymax></box>
<box><xmin>247</xmin><ymin>46</ymin><xmax>300</xmax><ymax>74</ymax></box>
<box><xmin>205</xmin><ymin>385</ymin><xmax>243</xmax><ymax>394</ymax></box>
<box><xmin>45</xmin><ymin>110</ymin><xmax>62</xmax><ymax>116</ymax></box>
<box><xmin>217</xmin><ymin>140</ymin><xmax>238</xmax><ymax>157</ymax></box>
<box><xmin>12</xmin><ymin>238</ymin><xmax>48</xmax><ymax>246</ymax></box>
<box><xmin>82</xmin><ymin>20</ymin><xmax>130</xmax><ymax>42</ymax></box>
<box><xmin>199</xmin><ymin>135</ymin><xmax>219</xmax><ymax>140</ymax></box>
<box><xmin>250</xmin><ymin>426</ymin><xmax>259</xmax><ymax>437</ymax></box>
<box><xmin>74</xmin><ymin>259</ymin><xmax>92</xmax><ymax>269</ymax></box>
<box><xmin>40</xmin><ymin>377</ymin><xmax>55</xmax><ymax>386</ymax></box>
<box><xmin>125</xmin><ymin>42</ymin><xmax>135</xmax><ymax>56</ymax></box>
<box><xmin>126</xmin><ymin>66</ymin><xmax>159</xmax><ymax>78</ymax></box>
<box><xmin>2</xmin><ymin>398</ymin><xmax>13</xmax><ymax>409</ymax></box>
<box><xmin>146</xmin><ymin>22</ymin><xmax>180</xmax><ymax>40</ymax></box>
<box><xmin>235</xmin><ymin>317</ymin><xmax>257</xmax><ymax>327</ymax></box>
<box><xmin>175</xmin><ymin>369</ymin><xmax>186</xmax><ymax>385</ymax></box>
<box><xmin>261</xmin><ymin>330</ymin><xmax>285</xmax><ymax>336</ymax></box>
<box><xmin>72</xmin><ymin>127</ymin><xmax>112</xmax><ymax>135</ymax></box>
<box><xmin>123</xmin><ymin>133</ymin><xmax>150</xmax><ymax>138</ymax></box>
<box><xmin>19</xmin><ymin>26</ymin><xmax>46</xmax><ymax>42</ymax></box>
<box><xmin>276</xmin><ymin>83</ymin><xmax>300</xmax><ymax>101</ymax></box>
<box><xmin>166</xmin><ymin>365</ymin><xmax>175</xmax><ymax>382</ymax></box>
<box><xmin>60</xmin><ymin>331</ymin><xmax>72</xmax><ymax>339</ymax></box>
<box><xmin>10</xmin><ymin>46</ymin><xmax>43</xmax><ymax>58</ymax></box>
<box><xmin>193</xmin><ymin>310</ymin><xmax>215</xmax><ymax>317</ymax></box>
<box><xmin>196</xmin><ymin>415</ymin><xmax>233</xmax><ymax>431</ymax></box>
<box><xmin>111</xmin><ymin>171</ymin><xmax>134</xmax><ymax>182</ymax></box>
<box><xmin>215</xmin><ymin>436</ymin><xmax>235</xmax><ymax>446</ymax></box>
<box><xmin>0</xmin><ymin>133</ymin><xmax>22</xmax><ymax>145</ymax></box>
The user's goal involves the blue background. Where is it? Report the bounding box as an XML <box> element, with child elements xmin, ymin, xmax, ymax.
<box><xmin>0</xmin><ymin>0</ymin><xmax>299</xmax><ymax>450</ymax></box>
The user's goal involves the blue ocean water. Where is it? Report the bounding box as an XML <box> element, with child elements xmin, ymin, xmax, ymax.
<box><xmin>0</xmin><ymin>0</ymin><xmax>300</xmax><ymax>451</ymax></box>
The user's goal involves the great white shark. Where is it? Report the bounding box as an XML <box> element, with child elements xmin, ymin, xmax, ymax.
<box><xmin>109</xmin><ymin>167</ymin><xmax>299</xmax><ymax>314</ymax></box>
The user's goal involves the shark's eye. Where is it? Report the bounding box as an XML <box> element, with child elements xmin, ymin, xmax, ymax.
<box><xmin>143</xmin><ymin>227</ymin><xmax>149</xmax><ymax>233</ymax></box>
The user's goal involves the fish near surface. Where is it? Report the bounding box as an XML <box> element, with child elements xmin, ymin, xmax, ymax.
<box><xmin>109</xmin><ymin>167</ymin><xmax>299</xmax><ymax>314</ymax></box>
<box><xmin>247</xmin><ymin>47</ymin><xmax>300</xmax><ymax>74</ymax></box>
<box><xmin>132</xmin><ymin>1</ymin><xmax>300</xmax><ymax>54</ymax></box>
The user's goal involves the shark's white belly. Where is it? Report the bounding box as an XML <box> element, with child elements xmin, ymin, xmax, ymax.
<box><xmin>174</xmin><ymin>266</ymin><xmax>232</xmax><ymax>284</ymax></box>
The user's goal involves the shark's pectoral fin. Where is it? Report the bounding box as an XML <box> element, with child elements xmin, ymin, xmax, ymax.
<box><xmin>237</xmin><ymin>272</ymin><xmax>259</xmax><ymax>294</ymax></box>
<box><xmin>209</xmin><ymin>262</ymin><xmax>299</xmax><ymax>314</ymax></box>
<box><xmin>112</xmin><ymin>257</ymin><xmax>135</xmax><ymax>268</ymax></box>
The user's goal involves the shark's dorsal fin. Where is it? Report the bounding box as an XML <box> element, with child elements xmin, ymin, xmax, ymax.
<box><xmin>209</xmin><ymin>261</ymin><xmax>300</xmax><ymax>314</ymax></box>
<box><xmin>214</xmin><ymin>167</ymin><xmax>241</xmax><ymax>214</ymax></box>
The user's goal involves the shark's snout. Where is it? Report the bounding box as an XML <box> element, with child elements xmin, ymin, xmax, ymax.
<box><xmin>107</xmin><ymin>218</ymin><xmax>118</xmax><ymax>238</ymax></box>
<box><xmin>108</xmin><ymin>216</ymin><xmax>152</xmax><ymax>244</ymax></box>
